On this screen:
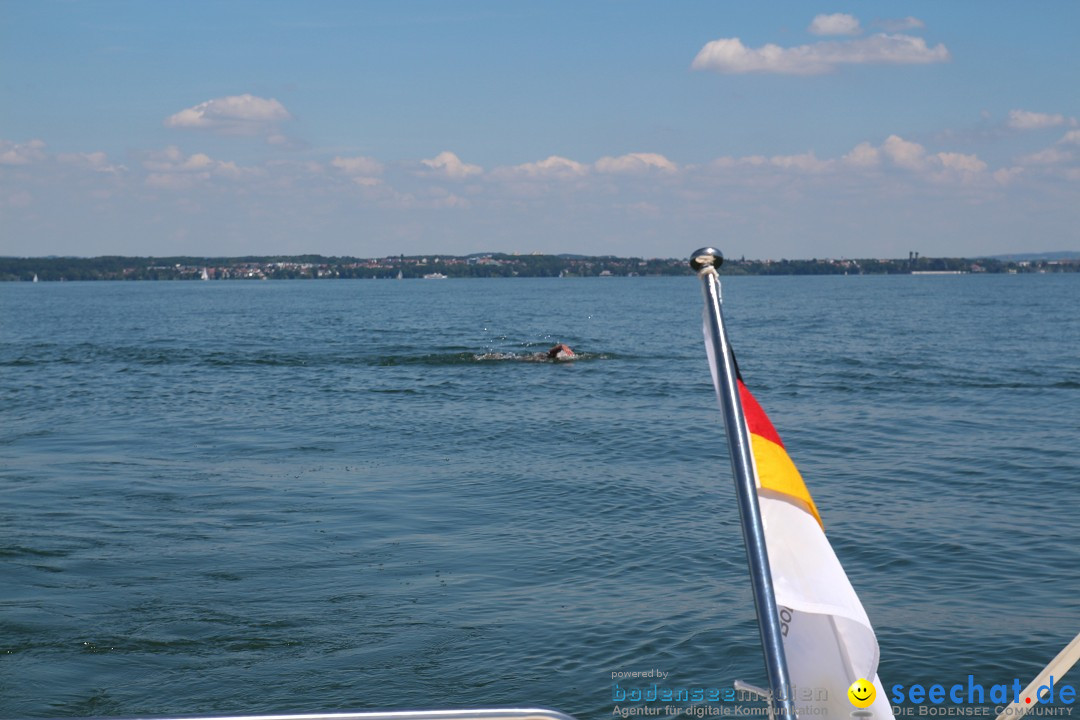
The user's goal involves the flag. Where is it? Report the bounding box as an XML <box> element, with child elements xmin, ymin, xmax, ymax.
<box><xmin>706</xmin><ymin>340</ymin><xmax>894</xmax><ymax>720</ymax></box>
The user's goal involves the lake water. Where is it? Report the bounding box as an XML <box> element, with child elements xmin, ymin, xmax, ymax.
<box><xmin>1</xmin><ymin>274</ymin><xmax>1078</xmax><ymax>719</ymax></box>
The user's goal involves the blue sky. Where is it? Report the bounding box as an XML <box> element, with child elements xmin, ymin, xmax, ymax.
<box><xmin>2</xmin><ymin>1</ymin><xmax>1078</xmax><ymax>259</ymax></box>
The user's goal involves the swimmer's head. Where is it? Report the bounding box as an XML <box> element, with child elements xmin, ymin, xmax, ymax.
<box><xmin>547</xmin><ymin>343</ymin><xmax>575</xmax><ymax>360</ymax></box>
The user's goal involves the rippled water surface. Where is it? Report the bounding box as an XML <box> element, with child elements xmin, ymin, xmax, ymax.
<box><xmin>2</xmin><ymin>275</ymin><xmax>1078</xmax><ymax>718</ymax></box>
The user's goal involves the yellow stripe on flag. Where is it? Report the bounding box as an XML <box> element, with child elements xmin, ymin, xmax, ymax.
<box><xmin>749</xmin><ymin>432</ymin><xmax>824</xmax><ymax>530</ymax></box>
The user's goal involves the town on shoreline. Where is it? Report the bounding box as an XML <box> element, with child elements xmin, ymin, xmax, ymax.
<box><xmin>2</xmin><ymin>252</ymin><xmax>1077</xmax><ymax>282</ymax></box>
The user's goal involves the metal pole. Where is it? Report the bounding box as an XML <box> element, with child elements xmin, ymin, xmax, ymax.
<box><xmin>691</xmin><ymin>247</ymin><xmax>796</xmax><ymax>720</ymax></box>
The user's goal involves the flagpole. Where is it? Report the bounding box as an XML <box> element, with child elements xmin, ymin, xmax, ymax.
<box><xmin>691</xmin><ymin>247</ymin><xmax>797</xmax><ymax>720</ymax></box>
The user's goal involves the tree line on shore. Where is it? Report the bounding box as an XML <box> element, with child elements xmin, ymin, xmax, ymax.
<box><xmin>1</xmin><ymin>253</ymin><xmax>1076</xmax><ymax>282</ymax></box>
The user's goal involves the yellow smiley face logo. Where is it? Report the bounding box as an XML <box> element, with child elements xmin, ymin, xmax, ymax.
<box><xmin>848</xmin><ymin>678</ymin><xmax>876</xmax><ymax>708</ymax></box>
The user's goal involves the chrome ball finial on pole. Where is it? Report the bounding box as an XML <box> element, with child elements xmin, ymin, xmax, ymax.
<box><xmin>690</xmin><ymin>247</ymin><xmax>724</xmax><ymax>272</ymax></box>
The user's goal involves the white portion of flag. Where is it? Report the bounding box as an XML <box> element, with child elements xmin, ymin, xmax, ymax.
<box><xmin>760</xmin><ymin>495</ymin><xmax>894</xmax><ymax>720</ymax></box>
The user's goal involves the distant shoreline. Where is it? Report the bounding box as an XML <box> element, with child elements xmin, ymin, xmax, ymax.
<box><xmin>2</xmin><ymin>253</ymin><xmax>1078</xmax><ymax>282</ymax></box>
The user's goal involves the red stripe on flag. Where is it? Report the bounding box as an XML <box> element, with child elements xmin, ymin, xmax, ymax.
<box><xmin>737</xmin><ymin>380</ymin><xmax>784</xmax><ymax>448</ymax></box>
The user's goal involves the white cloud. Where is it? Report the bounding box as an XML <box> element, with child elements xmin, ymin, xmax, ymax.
<box><xmin>214</xmin><ymin>161</ymin><xmax>253</xmax><ymax>180</ymax></box>
<box><xmin>0</xmin><ymin>139</ymin><xmax>46</xmax><ymax>165</ymax></box>
<box><xmin>165</xmin><ymin>94</ymin><xmax>291</xmax><ymax>136</ymax></box>
<box><xmin>869</xmin><ymin>136</ymin><xmax>990</xmax><ymax>181</ymax></box>
<box><xmin>705</xmin><ymin>151</ymin><xmax>832</xmax><ymax>179</ymax></box>
<box><xmin>692</xmin><ymin>33</ymin><xmax>949</xmax><ymax>75</ymax></box>
<box><xmin>708</xmin><ymin>139</ymin><xmax>988</xmax><ymax>185</ymax></box>
<box><xmin>936</xmin><ymin>152</ymin><xmax>987</xmax><ymax>174</ymax></box>
<box><xmin>710</xmin><ymin>155</ymin><xmax>767</xmax><ymax>169</ymax></box>
<box><xmin>57</xmin><ymin>151</ymin><xmax>126</xmax><ymax>174</ymax></box>
<box><xmin>839</xmin><ymin>136</ymin><xmax>990</xmax><ymax>182</ymax></box>
<box><xmin>331</xmin><ymin>155</ymin><xmax>384</xmax><ymax>176</ymax></box>
<box><xmin>595</xmin><ymin>152</ymin><xmax>677</xmax><ymax>174</ymax></box>
<box><xmin>881</xmin><ymin>135</ymin><xmax>927</xmax><ymax>170</ymax></box>
<box><xmin>421</xmin><ymin>151</ymin><xmax>482</xmax><ymax>179</ymax></box>
<box><xmin>144</xmin><ymin>146</ymin><xmax>211</xmax><ymax>172</ymax></box>
<box><xmin>1006</xmin><ymin>110</ymin><xmax>1075</xmax><ymax>132</ymax></box>
<box><xmin>769</xmin><ymin>151</ymin><xmax>832</xmax><ymax>172</ymax></box>
<box><xmin>931</xmin><ymin>152</ymin><xmax>988</xmax><ymax>183</ymax></box>
<box><xmin>329</xmin><ymin>158</ymin><xmax>384</xmax><ymax>186</ymax></box>
<box><xmin>993</xmin><ymin>167</ymin><xmax>1024</xmax><ymax>185</ymax></box>
<box><xmin>809</xmin><ymin>13</ymin><xmax>861</xmax><ymax>36</ymax></box>
<box><xmin>876</xmin><ymin>17</ymin><xmax>926</xmax><ymax>32</ymax></box>
<box><xmin>1007</xmin><ymin>109</ymin><xmax>1069</xmax><ymax>130</ymax></box>
<box><xmin>1060</xmin><ymin>130</ymin><xmax>1080</xmax><ymax>145</ymax></box>
<box><xmin>426</xmin><ymin>187</ymin><xmax>471</xmax><ymax>209</ymax></box>
<box><xmin>843</xmin><ymin>141</ymin><xmax>881</xmax><ymax>168</ymax></box>
<box><xmin>501</xmin><ymin>155</ymin><xmax>588</xmax><ymax>178</ymax></box>
<box><xmin>1017</xmin><ymin>147</ymin><xmax>1073</xmax><ymax>166</ymax></box>
<box><xmin>142</xmin><ymin>146</ymin><xmax>261</xmax><ymax>186</ymax></box>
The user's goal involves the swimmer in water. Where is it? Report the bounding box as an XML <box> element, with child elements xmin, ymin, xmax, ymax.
<box><xmin>546</xmin><ymin>343</ymin><xmax>575</xmax><ymax>361</ymax></box>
